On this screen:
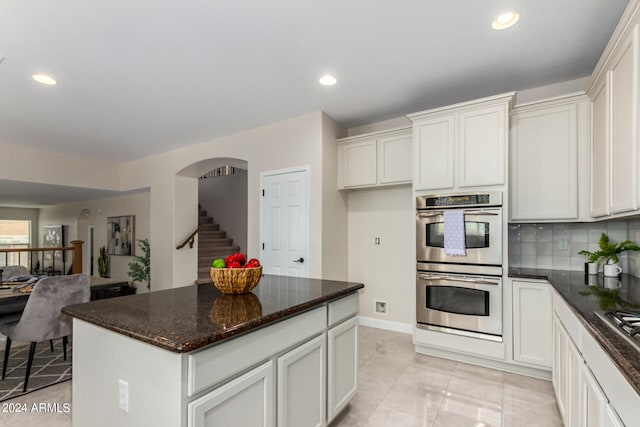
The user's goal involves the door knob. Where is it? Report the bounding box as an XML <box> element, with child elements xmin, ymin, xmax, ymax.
<box><xmin>293</xmin><ymin>257</ymin><xmax>304</xmax><ymax>263</ymax></box>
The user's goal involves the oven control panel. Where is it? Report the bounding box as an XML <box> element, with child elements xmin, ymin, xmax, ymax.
<box><xmin>417</xmin><ymin>192</ymin><xmax>502</xmax><ymax>209</ymax></box>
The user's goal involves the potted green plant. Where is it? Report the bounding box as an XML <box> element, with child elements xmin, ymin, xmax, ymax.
<box><xmin>578</xmin><ymin>233</ymin><xmax>640</xmax><ymax>276</ymax></box>
<box><xmin>128</xmin><ymin>238</ymin><xmax>151</xmax><ymax>290</ymax></box>
<box><xmin>98</xmin><ymin>245</ymin><xmax>110</xmax><ymax>278</ymax></box>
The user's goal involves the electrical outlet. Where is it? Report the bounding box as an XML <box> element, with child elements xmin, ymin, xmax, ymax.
<box><xmin>119</xmin><ymin>379</ymin><xmax>129</xmax><ymax>413</ymax></box>
<box><xmin>374</xmin><ymin>300</ymin><xmax>388</xmax><ymax>315</ymax></box>
<box><xmin>374</xmin><ymin>237</ymin><xmax>381</xmax><ymax>246</ymax></box>
<box><xmin>558</xmin><ymin>237</ymin><xmax>569</xmax><ymax>251</ymax></box>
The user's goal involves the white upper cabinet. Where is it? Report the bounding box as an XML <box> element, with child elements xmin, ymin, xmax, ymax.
<box><xmin>412</xmin><ymin>115</ymin><xmax>455</xmax><ymax>190</ymax></box>
<box><xmin>590</xmin><ymin>75</ymin><xmax>611</xmax><ymax>218</ymax></box>
<box><xmin>408</xmin><ymin>92</ymin><xmax>514</xmax><ymax>192</ymax></box>
<box><xmin>458</xmin><ymin>105</ymin><xmax>506</xmax><ymax>187</ymax></box>
<box><xmin>342</xmin><ymin>139</ymin><xmax>377</xmax><ymax>188</ymax></box>
<box><xmin>609</xmin><ymin>25</ymin><xmax>638</xmax><ymax>214</ymax></box>
<box><xmin>587</xmin><ymin>16</ymin><xmax>640</xmax><ymax>219</ymax></box>
<box><xmin>377</xmin><ymin>130</ymin><xmax>414</xmax><ymax>185</ymax></box>
<box><xmin>510</xmin><ymin>93</ymin><xmax>590</xmax><ymax>221</ymax></box>
<box><xmin>337</xmin><ymin>127</ymin><xmax>412</xmax><ymax>190</ymax></box>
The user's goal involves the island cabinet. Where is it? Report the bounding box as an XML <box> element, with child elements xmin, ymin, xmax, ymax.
<box><xmin>336</xmin><ymin>126</ymin><xmax>412</xmax><ymax>189</ymax></box>
<box><xmin>64</xmin><ymin>277</ymin><xmax>363</xmax><ymax>427</ymax></box>
<box><xmin>509</xmin><ymin>94</ymin><xmax>591</xmax><ymax>222</ymax></box>
<box><xmin>407</xmin><ymin>92</ymin><xmax>514</xmax><ymax>192</ymax></box>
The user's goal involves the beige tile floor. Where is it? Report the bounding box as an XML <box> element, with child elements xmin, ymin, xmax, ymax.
<box><xmin>0</xmin><ymin>326</ymin><xmax>562</xmax><ymax>427</ymax></box>
<box><xmin>330</xmin><ymin>326</ymin><xmax>562</xmax><ymax>427</ymax></box>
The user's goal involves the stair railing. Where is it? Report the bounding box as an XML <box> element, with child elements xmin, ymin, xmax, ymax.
<box><xmin>176</xmin><ymin>226</ymin><xmax>200</xmax><ymax>250</ymax></box>
<box><xmin>0</xmin><ymin>240</ymin><xmax>84</xmax><ymax>275</ymax></box>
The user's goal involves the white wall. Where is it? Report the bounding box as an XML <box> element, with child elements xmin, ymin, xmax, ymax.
<box><xmin>347</xmin><ymin>186</ymin><xmax>414</xmax><ymax>326</ymax></box>
<box><xmin>198</xmin><ymin>169</ymin><xmax>248</xmax><ymax>253</ymax></box>
<box><xmin>38</xmin><ymin>191</ymin><xmax>150</xmax><ymax>287</ymax></box>
<box><xmin>0</xmin><ymin>142</ymin><xmax>121</xmax><ymax>190</ymax></box>
<box><xmin>321</xmin><ymin>113</ymin><xmax>348</xmax><ymax>280</ymax></box>
<box><xmin>119</xmin><ymin>111</ymin><xmax>345</xmax><ymax>289</ymax></box>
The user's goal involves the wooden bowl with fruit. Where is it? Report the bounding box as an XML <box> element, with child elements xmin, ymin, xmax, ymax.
<box><xmin>210</xmin><ymin>253</ymin><xmax>263</xmax><ymax>294</ymax></box>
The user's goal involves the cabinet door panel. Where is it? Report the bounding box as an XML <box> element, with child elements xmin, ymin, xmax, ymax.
<box><xmin>603</xmin><ymin>404</ymin><xmax>624</xmax><ymax>427</ymax></box>
<box><xmin>582</xmin><ymin>364</ymin><xmax>606</xmax><ymax>427</ymax></box>
<box><xmin>552</xmin><ymin>315</ymin><xmax>568</xmax><ymax>422</ymax></box>
<box><xmin>512</xmin><ymin>281</ymin><xmax>551</xmax><ymax>368</ymax></box>
<box><xmin>458</xmin><ymin>105</ymin><xmax>506</xmax><ymax>187</ymax></box>
<box><xmin>277</xmin><ymin>334</ymin><xmax>326</xmax><ymax>427</ymax></box>
<box><xmin>591</xmin><ymin>76</ymin><xmax>611</xmax><ymax>217</ymax></box>
<box><xmin>610</xmin><ymin>26</ymin><xmax>638</xmax><ymax>213</ymax></box>
<box><xmin>414</xmin><ymin>116</ymin><xmax>455</xmax><ymax>190</ymax></box>
<box><xmin>378</xmin><ymin>133</ymin><xmax>412</xmax><ymax>184</ymax></box>
<box><xmin>511</xmin><ymin>105</ymin><xmax>578</xmax><ymax>220</ymax></box>
<box><xmin>327</xmin><ymin>316</ymin><xmax>358</xmax><ymax>423</ymax></box>
<box><xmin>188</xmin><ymin>361</ymin><xmax>274</xmax><ymax>427</ymax></box>
<box><xmin>344</xmin><ymin>139</ymin><xmax>377</xmax><ymax>188</ymax></box>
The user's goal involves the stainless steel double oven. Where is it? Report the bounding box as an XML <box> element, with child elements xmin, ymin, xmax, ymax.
<box><xmin>416</xmin><ymin>192</ymin><xmax>504</xmax><ymax>341</ymax></box>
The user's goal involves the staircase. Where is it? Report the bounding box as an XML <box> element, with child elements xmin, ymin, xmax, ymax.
<box><xmin>195</xmin><ymin>207</ymin><xmax>240</xmax><ymax>285</ymax></box>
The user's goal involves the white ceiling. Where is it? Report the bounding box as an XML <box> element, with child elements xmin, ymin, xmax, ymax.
<box><xmin>0</xmin><ymin>0</ymin><xmax>628</xmax><ymax>164</ymax></box>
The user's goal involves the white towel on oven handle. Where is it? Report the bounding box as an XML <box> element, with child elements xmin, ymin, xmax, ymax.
<box><xmin>443</xmin><ymin>210</ymin><xmax>466</xmax><ymax>256</ymax></box>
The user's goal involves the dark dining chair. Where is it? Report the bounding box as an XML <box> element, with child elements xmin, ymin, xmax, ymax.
<box><xmin>0</xmin><ymin>274</ymin><xmax>90</xmax><ymax>392</ymax></box>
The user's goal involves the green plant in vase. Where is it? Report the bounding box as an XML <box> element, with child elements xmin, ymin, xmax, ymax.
<box><xmin>578</xmin><ymin>233</ymin><xmax>640</xmax><ymax>274</ymax></box>
<box><xmin>128</xmin><ymin>238</ymin><xmax>151</xmax><ymax>290</ymax></box>
<box><xmin>98</xmin><ymin>245</ymin><xmax>110</xmax><ymax>278</ymax></box>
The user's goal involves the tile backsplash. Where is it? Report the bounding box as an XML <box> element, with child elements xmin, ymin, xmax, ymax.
<box><xmin>508</xmin><ymin>219</ymin><xmax>640</xmax><ymax>276</ymax></box>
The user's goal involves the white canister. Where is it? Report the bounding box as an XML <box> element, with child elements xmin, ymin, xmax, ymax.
<box><xmin>586</xmin><ymin>262</ymin><xmax>599</xmax><ymax>275</ymax></box>
<box><xmin>603</xmin><ymin>263</ymin><xmax>622</xmax><ymax>277</ymax></box>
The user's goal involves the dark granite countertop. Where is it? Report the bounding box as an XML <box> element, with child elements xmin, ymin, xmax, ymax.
<box><xmin>509</xmin><ymin>268</ymin><xmax>640</xmax><ymax>395</ymax></box>
<box><xmin>62</xmin><ymin>275</ymin><xmax>364</xmax><ymax>353</ymax></box>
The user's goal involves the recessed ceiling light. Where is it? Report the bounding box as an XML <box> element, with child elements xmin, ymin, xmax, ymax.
<box><xmin>492</xmin><ymin>11</ymin><xmax>519</xmax><ymax>30</ymax></box>
<box><xmin>319</xmin><ymin>74</ymin><xmax>337</xmax><ymax>86</ymax></box>
<box><xmin>32</xmin><ymin>74</ymin><xmax>57</xmax><ymax>85</ymax></box>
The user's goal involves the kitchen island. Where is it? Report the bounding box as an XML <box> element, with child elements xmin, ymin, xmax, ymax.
<box><xmin>62</xmin><ymin>275</ymin><xmax>364</xmax><ymax>427</ymax></box>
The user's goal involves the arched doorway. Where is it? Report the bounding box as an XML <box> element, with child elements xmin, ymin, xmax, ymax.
<box><xmin>176</xmin><ymin>157</ymin><xmax>248</xmax><ymax>284</ymax></box>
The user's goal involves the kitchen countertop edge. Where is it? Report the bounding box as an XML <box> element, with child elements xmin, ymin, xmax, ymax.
<box><xmin>63</xmin><ymin>280</ymin><xmax>364</xmax><ymax>354</ymax></box>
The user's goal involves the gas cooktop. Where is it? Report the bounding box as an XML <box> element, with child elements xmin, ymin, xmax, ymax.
<box><xmin>596</xmin><ymin>310</ymin><xmax>640</xmax><ymax>353</ymax></box>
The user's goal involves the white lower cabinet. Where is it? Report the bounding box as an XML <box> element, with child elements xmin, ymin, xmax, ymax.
<box><xmin>188</xmin><ymin>361</ymin><xmax>275</xmax><ymax>427</ymax></box>
<box><xmin>185</xmin><ymin>296</ymin><xmax>359</xmax><ymax>427</ymax></box>
<box><xmin>603</xmin><ymin>404</ymin><xmax>624</xmax><ymax>427</ymax></box>
<box><xmin>277</xmin><ymin>334</ymin><xmax>326</xmax><ymax>427</ymax></box>
<box><xmin>512</xmin><ymin>280</ymin><xmax>552</xmax><ymax>368</ymax></box>
<box><xmin>582</xmin><ymin>363</ymin><xmax>607</xmax><ymax>427</ymax></box>
<box><xmin>327</xmin><ymin>316</ymin><xmax>358</xmax><ymax>423</ymax></box>
<box><xmin>552</xmin><ymin>290</ymin><xmax>639</xmax><ymax>427</ymax></box>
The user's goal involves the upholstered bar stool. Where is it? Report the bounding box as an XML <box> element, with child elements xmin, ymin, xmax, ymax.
<box><xmin>0</xmin><ymin>274</ymin><xmax>89</xmax><ymax>392</ymax></box>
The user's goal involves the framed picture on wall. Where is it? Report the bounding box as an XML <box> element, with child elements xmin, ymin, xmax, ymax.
<box><xmin>42</xmin><ymin>225</ymin><xmax>65</xmax><ymax>269</ymax></box>
<box><xmin>107</xmin><ymin>215</ymin><xmax>135</xmax><ymax>256</ymax></box>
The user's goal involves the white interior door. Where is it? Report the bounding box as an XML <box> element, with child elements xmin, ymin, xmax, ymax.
<box><xmin>261</xmin><ymin>168</ymin><xmax>309</xmax><ymax>277</ymax></box>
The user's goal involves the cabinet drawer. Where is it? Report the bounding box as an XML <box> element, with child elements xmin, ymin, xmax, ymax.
<box><xmin>328</xmin><ymin>293</ymin><xmax>359</xmax><ymax>327</ymax></box>
<box><xmin>188</xmin><ymin>306</ymin><xmax>326</xmax><ymax>397</ymax></box>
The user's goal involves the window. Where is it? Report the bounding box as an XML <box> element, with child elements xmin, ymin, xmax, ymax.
<box><xmin>0</xmin><ymin>220</ymin><xmax>31</xmax><ymax>268</ymax></box>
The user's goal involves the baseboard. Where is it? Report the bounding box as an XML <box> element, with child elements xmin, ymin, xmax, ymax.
<box><xmin>358</xmin><ymin>316</ymin><xmax>413</xmax><ymax>335</ymax></box>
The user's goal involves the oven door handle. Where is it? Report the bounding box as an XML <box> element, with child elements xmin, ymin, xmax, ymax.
<box><xmin>417</xmin><ymin>211</ymin><xmax>443</xmax><ymax>218</ymax></box>
<box><xmin>462</xmin><ymin>210</ymin><xmax>499</xmax><ymax>216</ymax></box>
<box><xmin>417</xmin><ymin>275</ymin><xmax>500</xmax><ymax>286</ymax></box>
<box><xmin>417</xmin><ymin>210</ymin><xmax>499</xmax><ymax>217</ymax></box>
